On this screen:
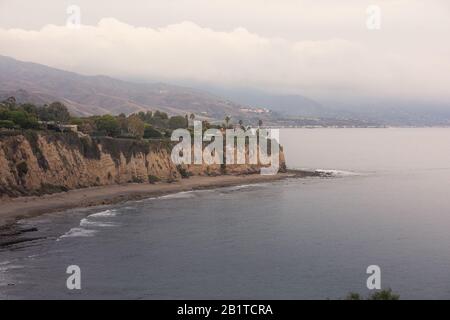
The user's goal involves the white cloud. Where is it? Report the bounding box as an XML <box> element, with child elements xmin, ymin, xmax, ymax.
<box><xmin>0</xmin><ymin>0</ymin><xmax>449</xmax><ymax>103</ymax></box>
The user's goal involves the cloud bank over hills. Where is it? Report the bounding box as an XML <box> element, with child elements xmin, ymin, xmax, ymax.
<box><xmin>0</xmin><ymin>0</ymin><xmax>449</xmax><ymax>106</ymax></box>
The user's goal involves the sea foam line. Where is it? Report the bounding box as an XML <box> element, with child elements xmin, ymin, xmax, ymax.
<box><xmin>79</xmin><ymin>219</ymin><xmax>118</xmax><ymax>228</ymax></box>
<box><xmin>88</xmin><ymin>209</ymin><xmax>118</xmax><ymax>218</ymax></box>
<box><xmin>315</xmin><ymin>169</ymin><xmax>360</xmax><ymax>177</ymax></box>
<box><xmin>58</xmin><ymin>227</ymin><xmax>97</xmax><ymax>240</ymax></box>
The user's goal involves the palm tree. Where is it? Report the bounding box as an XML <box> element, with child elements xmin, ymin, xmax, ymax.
<box><xmin>189</xmin><ymin>113</ymin><xmax>196</xmax><ymax>127</ymax></box>
<box><xmin>224</xmin><ymin>116</ymin><xmax>231</xmax><ymax>128</ymax></box>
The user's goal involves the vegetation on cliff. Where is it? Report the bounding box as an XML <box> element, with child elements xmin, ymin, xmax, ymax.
<box><xmin>0</xmin><ymin>96</ymin><xmax>183</xmax><ymax>139</ymax></box>
<box><xmin>0</xmin><ymin>96</ymin><xmax>286</xmax><ymax>198</ymax></box>
<box><xmin>1</xmin><ymin>96</ymin><xmax>261</xmax><ymax>140</ymax></box>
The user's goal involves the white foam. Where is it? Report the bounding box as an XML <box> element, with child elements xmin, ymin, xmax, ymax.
<box><xmin>225</xmin><ymin>183</ymin><xmax>268</xmax><ymax>191</ymax></box>
<box><xmin>315</xmin><ymin>169</ymin><xmax>360</xmax><ymax>177</ymax></box>
<box><xmin>59</xmin><ymin>227</ymin><xmax>97</xmax><ymax>239</ymax></box>
<box><xmin>88</xmin><ymin>209</ymin><xmax>118</xmax><ymax>218</ymax></box>
<box><xmin>79</xmin><ymin>219</ymin><xmax>118</xmax><ymax>228</ymax></box>
<box><xmin>158</xmin><ymin>191</ymin><xmax>195</xmax><ymax>199</ymax></box>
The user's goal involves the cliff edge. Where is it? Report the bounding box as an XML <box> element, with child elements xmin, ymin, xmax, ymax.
<box><xmin>0</xmin><ymin>131</ymin><xmax>286</xmax><ymax>198</ymax></box>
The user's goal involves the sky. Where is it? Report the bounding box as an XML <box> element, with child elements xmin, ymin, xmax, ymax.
<box><xmin>0</xmin><ymin>0</ymin><xmax>449</xmax><ymax>106</ymax></box>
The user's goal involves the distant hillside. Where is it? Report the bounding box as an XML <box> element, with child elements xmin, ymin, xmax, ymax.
<box><xmin>202</xmin><ymin>86</ymin><xmax>327</xmax><ymax>118</ymax></box>
<box><xmin>0</xmin><ymin>55</ymin><xmax>251</xmax><ymax>119</ymax></box>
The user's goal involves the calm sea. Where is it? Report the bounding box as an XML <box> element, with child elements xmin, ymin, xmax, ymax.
<box><xmin>1</xmin><ymin>128</ymin><xmax>450</xmax><ymax>299</ymax></box>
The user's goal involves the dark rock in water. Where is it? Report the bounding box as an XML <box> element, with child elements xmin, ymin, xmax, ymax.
<box><xmin>0</xmin><ymin>224</ymin><xmax>42</xmax><ymax>248</ymax></box>
<box><xmin>0</xmin><ymin>236</ymin><xmax>45</xmax><ymax>248</ymax></box>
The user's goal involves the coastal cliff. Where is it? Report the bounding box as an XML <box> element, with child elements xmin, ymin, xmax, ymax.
<box><xmin>0</xmin><ymin>131</ymin><xmax>286</xmax><ymax>198</ymax></box>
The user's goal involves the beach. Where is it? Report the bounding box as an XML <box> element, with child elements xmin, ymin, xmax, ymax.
<box><xmin>0</xmin><ymin>171</ymin><xmax>314</xmax><ymax>227</ymax></box>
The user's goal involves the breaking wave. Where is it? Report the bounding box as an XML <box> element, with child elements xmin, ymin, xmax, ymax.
<box><xmin>158</xmin><ymin>191</ymin><xmax>195</xmax><ymax>199</ymax></box>
<box><xmin>79</xmin><ymin>219</ymin><xmax>118</xmax><ymax>228</ymax></box>
<box><xmin>315</xmin><ymin>169</ymin><xmax>360</xmax><ymax>177</ymax></box>
<box><xmin>59</xmin><ymin>228</ymin><xmax>97</xmax><ymax>239</ymax></box>
<box><xmin>88</xmin><ymin>209</ymin><xmax>118</xmax><ymax>218</ymax></box>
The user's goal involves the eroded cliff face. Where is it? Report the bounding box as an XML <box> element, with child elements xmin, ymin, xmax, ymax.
<box><xmin>0</xmin><ymin>132</ymin><xmax>286</xmax><ymax>198</ymax></box>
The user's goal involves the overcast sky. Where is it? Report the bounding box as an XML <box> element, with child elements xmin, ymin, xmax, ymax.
<box><xmin>0</xmin><ymin>0</ymin><xmax>449</xmax><ymax>105</ymax></box>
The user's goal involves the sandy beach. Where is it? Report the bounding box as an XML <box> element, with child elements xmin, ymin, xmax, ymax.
<box><xmin>0</xmin><ymin>171</ymin><xmax>315</xmax><ymax>227</ymax></box>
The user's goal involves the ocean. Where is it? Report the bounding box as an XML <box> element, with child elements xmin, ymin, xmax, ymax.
<box><xmin>1</xmin><ymin>128</ymin><xmax>450</xmax><ymax>299</ymax></box>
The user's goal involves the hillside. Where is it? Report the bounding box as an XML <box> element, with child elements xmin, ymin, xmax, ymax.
<box><xmin>0</xmin><ymin>55</ymin><xmax>252</xmax><ymax>119</ymax></box>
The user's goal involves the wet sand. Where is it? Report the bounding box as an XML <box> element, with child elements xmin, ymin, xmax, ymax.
<box><xmin>0</xmin><ymin>171</ymin><xmax>315</xmax><ymax>227</ymax></box>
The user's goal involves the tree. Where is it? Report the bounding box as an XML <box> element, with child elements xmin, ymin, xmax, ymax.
<box><xmin>70</xmin><ymin>118</ymin><xmax>83</xmax><ymax>126</ymax></box>
<box><xmin>95</xmin><ymin>115</ymin><xmax>120</xmax><ymax>137</ymax></box>
<box><xmin>144</xmin><ymin>125</ymin><xmax>163</xmax><ymax>139</ymax></box>
<box><xmin>188</xmin><ymin>113</ymin><xmax>196</xmax><ymax>127</ymax></box>
<box><xmin>117</xmin><ymin>113</ymin><xmax>128</xmax><ymax>134</ymax></box>
<box><xmin>79</xmin><ymin>118</ymin><xmax>96</xmax><ymax>135</ymax></box>
<box><xmin>137</xmin><ymin>111</ymin><xmax>153</xmax><ymax>123</ymax></box>
<box><xmin>168</xmin><ymin>115</ymin><xmax>188</xmax><ymax>129</ymax></box>
<box><xmin>21</xmin><ymin>103</ymin><xmax>38</xmax><ymax>116</ymax></box>
<box><xmin>203</xmin><ymin>120</ymin><xmax>211</xmax><ymax>130</ymax></box>
<box><xmin>0</xmin><ymin>110</ymin><xmax>39</xmax><ymax>129</ymax></box>
<box><xmin>258</xmin><ymin>119</ymin><xmax>263</xmax><ymax>128</ymax></box>
<box><xmin>154</xmin><ymin>110</ymin><xmax>168</xmax><ymax>120</ymax></box>
<box><xmin>3</xmin><ymin>97</ymin><xmax>16</xmax><ymax>108</ymax></box>
<box><xmin>224</xmin><ymin>116</ymin><xmax>231</xmax><ymax>128</ymax></box>
<box><xmin>39</xmin><ymin>102</ymin><xmax>71</xmax><ymax>123</ymax></box>
<box><xmin>149</xmin><ymin>110</ymin><xmax>169</xmax><ymax>128</ymax></box>
<box><xmin>127</xmin><ymin>114</ymin><xmax>145</xmax><ymax>139</ymax></box>
<box><xmin>137</xmin><ymin>111</ymin><xmax>146</xmax><ymax>121</ymax></box>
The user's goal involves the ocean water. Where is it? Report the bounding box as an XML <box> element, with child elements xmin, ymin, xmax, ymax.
<box><xmin>1</xmin><ymin>128</ymin><xmax>450</xmax><ymax>299</ymax></box>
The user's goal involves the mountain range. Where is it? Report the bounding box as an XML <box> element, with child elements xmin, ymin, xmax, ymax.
<box><xmin>0</xmin><ymin>55</ymin><xmax>272</xmax><ymax>121</ymax></box>
<box><xmin>3</xmin><ymin>55</ymin><xmax>448</xmax><ymax>126</ymax></box>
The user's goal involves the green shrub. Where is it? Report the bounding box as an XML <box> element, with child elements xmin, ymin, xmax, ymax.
<box><xmin>344</xmin><ymin>289</ymin><xmax>399</xmax><ymax>300</ymax></box>
<box><xmin>168</xmin><ymin>116</ymin><xmax>188</xmax><ymax>129</ymax></box>
<box><xmin>144</xmin><ymin>126</ymin><xmax>163</xmax><ymax>139</ymax></box>
<box><xmin>368</xmin><ymin>289</ymin><xmax>400</xmax><ymax>300</ymax></box>
<box><xmin>148</xmin><ymin>175</ymin><xmax>160</xmax><ymax>184</ymax></box>
<box><xmin>94</xmin><ymin>115</ymin><xmax>120</xmax><ymax>137</ymax></box>
<box><xmin>132</xmin><ymin>176</ymin><xmax>145</xmax><ymax>183</ymax></box>
<box><xmin>0</xmin><ymin>120</ymin><xmax>15</xmax><ymax>129</ymax></box>
<box><xmin>0</xmin><ymin>110</ymin><xmax>39</xmax><ymax>129</ymax></box>
<box><xmin>16</xmin><ymin>161</ymin><xmax>29</xmax><ymax>177</ymax></box>
<box><xmin>177</xmin><ymin>165</ymin><xmax>191</xmax><ymax>179</ymax></box>
<box><xmin>345</xmin><ymin>292</ymin><xmax>362</xmax><ymax>300</ymax></box>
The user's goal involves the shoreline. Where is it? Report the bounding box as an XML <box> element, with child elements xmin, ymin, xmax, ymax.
<box><xmin>0</xmin><ymin>170</ymin><xmax>318</xmax><ymax>228</ymax></box>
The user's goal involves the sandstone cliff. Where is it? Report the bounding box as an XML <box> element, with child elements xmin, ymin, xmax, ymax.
<box><xmin>0</xmin><ymin>131</ymin><xmax>286</xmax><ymax>198</ymax></box>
